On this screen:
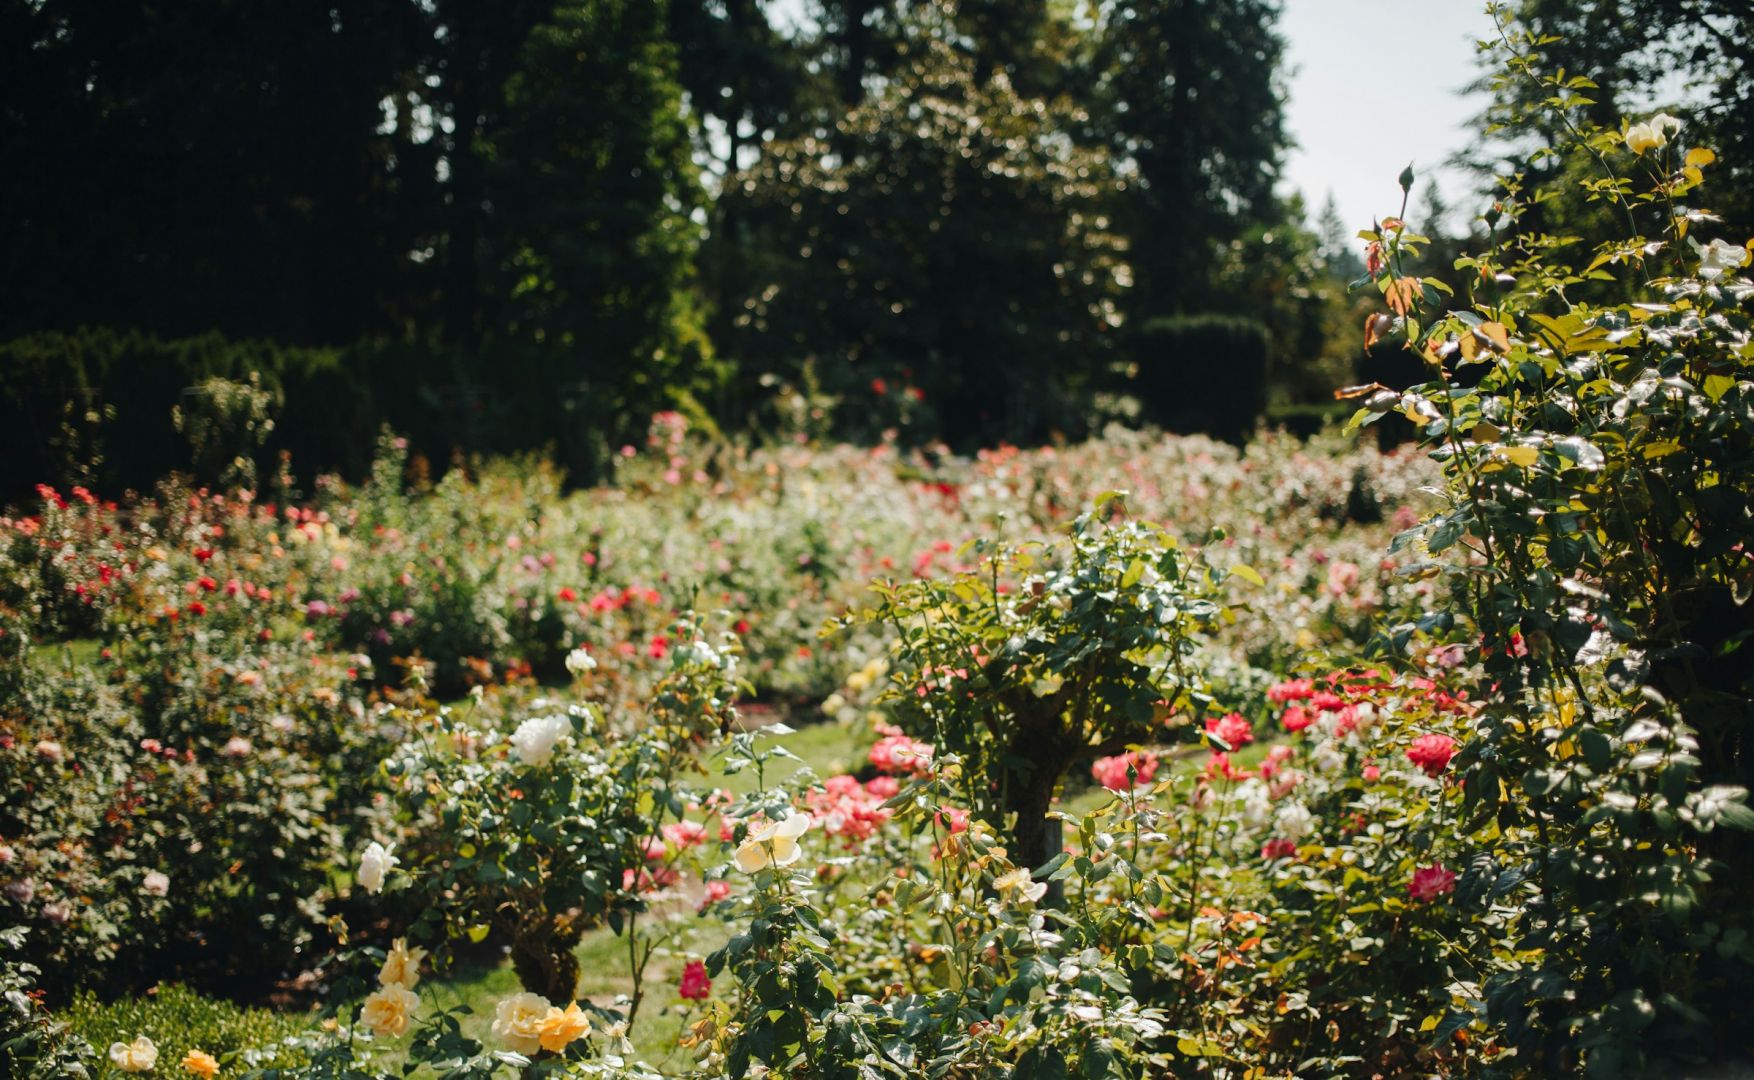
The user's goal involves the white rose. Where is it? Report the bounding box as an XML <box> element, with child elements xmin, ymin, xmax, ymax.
<box><xmin>1275</xmin><ymin>801</ymin><xmax>1316</xmax><ymax>841</ymax></box>
<box><xmin>1691</xmin><ymin>236</ymin><xmax>1751</xmax><ymax>282</ymax></box>
<box><xmin>509</xmin><ymin>714</ymin><xmax>571</xmax><ymax>767</ymax></box>
<box><xmin>141</xmin><ymin>871</ymin><xmax>170</xmax><ymax>897</ymax></box>
<box><xmin>733</xmin><ymin>812</ymin><xmax>812</xmax><ymax>873</ymax></box>
<box><xmin>358</xmin><ymin>841</ymin><xmax>398</xmax><ymax>895</ymax></box>
<box><xmin>109</xmin><ymin>1035</ymin><xmax>158</xmax><ymax>1073</ymax></box>
<box><xmin>564</xmin><ymin>648</ymin><xmax>596</xmax><ymax>676</ymax></box>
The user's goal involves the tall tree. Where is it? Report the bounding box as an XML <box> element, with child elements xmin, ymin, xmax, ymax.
<box><xmin>0</xmin><ymin>0</ymin><xmax>430</xmax><ymax>344</ymax></box>
<box><xmin>721</xmin><ymin>4</ymin><xmax>1130</xmax><ymax>445</ymax></box>
<box><xmin>488</xmin><ymin>0</ymin><xmax>707</xmax><ymax>378</ymax></box>
<box><xmin>1085</xmin><ymin>0</ymin><xmax>1290</xmax><ymax>319</ymax></box>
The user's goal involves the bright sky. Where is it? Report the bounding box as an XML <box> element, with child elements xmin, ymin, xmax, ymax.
<box><xmin>1279</xmin><ymin>0</ymin><xmax>1493</xmax><ymax>236</ymax></box>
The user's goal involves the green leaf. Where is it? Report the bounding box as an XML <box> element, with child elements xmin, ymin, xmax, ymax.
<box><xmin>1229</xmin><ymin>563</ymin><xmax>1265</xmax><ymax>587</ymax></box>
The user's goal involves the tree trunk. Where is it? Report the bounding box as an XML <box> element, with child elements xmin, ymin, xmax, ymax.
<box><xmin>1003</xmin><ymin>752</ymin><xmax>1063</xmax><ymax>875</ymax></box>
<box><xmin>511</xmin><ymin>922</ymin><xmax>582</xmax><ymax>1003</ymax></box>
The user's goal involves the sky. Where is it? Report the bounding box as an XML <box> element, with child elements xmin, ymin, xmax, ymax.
<box><xmin>1279</xmin><ymin>0</ymin><xmax>1493</xmax><ymax>237</ymax></box>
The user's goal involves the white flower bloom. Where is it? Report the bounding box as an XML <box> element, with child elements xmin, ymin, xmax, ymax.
<box><xmin>733</xmin><ymin>812</ymin><xmax>812</xmax><ymax>873</ymax></box>
<box><xmin>1625</xmin><ymin>112</ymin><xmax>1681</xmax><ymax>155</ymax></box>
<box><xmin>1275</xmin><ymin>801</ymin><xmax>1316</xmax><ymax>841</ymax></box>
<box><xmin>509</xmin><ymin>714</ymin><xmax>571</xmax><ymax>766</ymax></box>
<box><xmin>1310</xmin><ymin>740</ymin><xmax>1347</xmax><ymax>774</ymax></box>
<box><xmin>993</xmin><ymin>866</ymin><xmax>1048</xmax><ymax>903</ymax></box>
<box><xmin>109</xmin><ymin>1035</ymin><xmax>158</xmax><ymax>1073</ymax></box>
<box><xmin>1691</xmin><ymin>237</ymin><xmax>1751</xmax><ymax>281</ymax></box>
<box><xmin>141</xmin><ymin>870</ymin><xmax>170</xmax><ymax>897</ymax></box>
<box><xmin>1239</xmin><ymin>781</ymin><xmax>1274</xmax><ymax>829</ymax></box>
<box><xmin>358</xmin><ymin>841</ymin><xmax>398</xmax><ymax>894</ymax></box>
<box><xmin>564</xmin><ymin>648</ymin><xmax>597</xmax><ymax>676</ymax></box>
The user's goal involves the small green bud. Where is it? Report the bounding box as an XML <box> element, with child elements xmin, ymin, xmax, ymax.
<box><xmin>1398</xmin><ymin>163</ymin><xmax>1416</xmax><ymax>193</ymax></box>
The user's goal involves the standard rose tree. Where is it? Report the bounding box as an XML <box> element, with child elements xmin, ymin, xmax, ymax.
<box><xmin>846</xmin><ymin>496</ymin><xmax>1229</xmax><ymax>870</ymax></box>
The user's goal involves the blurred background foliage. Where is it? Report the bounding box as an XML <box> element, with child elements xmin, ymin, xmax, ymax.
<box><xmin>1</xmin><ymin>0</ymin><xmax>1748</xmax><ymax>495</ymax></box>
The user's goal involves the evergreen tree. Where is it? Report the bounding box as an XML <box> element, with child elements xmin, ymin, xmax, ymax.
<box><xmin>1084</xmin><ymin>0</ymin><xmax>1290</xmax><ymax>319</ymax></box>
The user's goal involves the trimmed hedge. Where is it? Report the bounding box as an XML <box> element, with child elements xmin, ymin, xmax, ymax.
<box><xmin>1127</xmin><ymin>315</ymin><xmax>1270</xmax><ymax>444</ymax></box>
<box><xmin>0</xmin><ymin>330</ymin><xmax>695</xmax><ymax>500</ymax></box>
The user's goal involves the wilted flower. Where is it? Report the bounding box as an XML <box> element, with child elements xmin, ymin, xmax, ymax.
<box><xmin>359</xmin><ymin>984</ymin><xmax>419</xmax><ymax>1037</ymax></box>
<box><xmin>110</xmin><ymin>1035</ymin><xmax>158</xmax><ymax>1073</ymax></box>
<box><xmin>510</xmin><ymin>714</ymin><xmax>571</xmax><ymax>766</ymax></box>
<box><xmin>493</xmin><ymin>992</ymin><xmax>553</xmax><ymax>1055</ymax></box>
<box><xmin>993</xmin><ymin>866</ymin><xmax>1048</xmax><ymax>903</ymax></box>
<box><xmin>357</xmin><ymin>841</ymin><xmax>398</xmax><ymax>894</ymax></box>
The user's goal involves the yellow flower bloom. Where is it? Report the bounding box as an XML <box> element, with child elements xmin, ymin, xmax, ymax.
<box><xmin>359</xmin><ymin>984</ymin><xmax>419</xmax><ymax>1038</ymax></box>
<box><xmin>1626</xmin><ymin>112</ymin><xmax>1681</xmax><ymax>155</ymax></box>
<box><xmin>733</xmin><ymin>812</ymin><xmax>812</xmax><ymax>873</ymax></box>
<box><xmin>181</xmin><ymin>1048</ymin><xmax>221</xmax><ymax>1077</ymax></box>
<box><xmin>378</xmin><ymin>938</ymin><xmax>427</xmax><ymax>989</ymax></box>
<box><xmin>109</xmin><ymin>1035</ymin><xmax>158</xmax><ymax>1073</ymax></box>
<box><xmin>492</xmin><ymin>991</ymin><xmax>553</xmax><ymax>1055</ymax></box>
<box><xmin>536</xmin><ymin>1001</ymin><xmax>592</xmax><ymax>1053</ymax></box>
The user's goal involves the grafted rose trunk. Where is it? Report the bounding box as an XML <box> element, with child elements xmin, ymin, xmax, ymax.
<box><xmin>511</xmin><ymin>922</ymin><xmax>582</xmax><ymax>1003</ymax></box>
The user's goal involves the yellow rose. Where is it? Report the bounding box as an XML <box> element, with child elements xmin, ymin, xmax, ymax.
<box><xmin>109</xmin><ymin>1035</ymin><xmax>158</xmax><ymax>1073</ymax></box>
<box><xmin>733</xmin><ymin>812</ymin><xmax>812</xmax><ymax>873</ymax></box>
<box><xmin>358</xmin><ymin>984</ymin><xmax>419</xmax><ymax>1037</ymax></box>
<box><xmin>378</xmin><ymin>938</ymin><xmax>426</xmax><ymax>989</ymax></box>
<box><xmin>492</xmin><ymin>991</ymin><xmax>553</xmax><ymax>1055</ymax></box>
<box><xmin>181</xmin><ymin>1048</ymin><xmax>221</xmax><ymax>1077</ymax></box>
<box><xmin>536</xmin><ymin>1001</ymin><xmax>591</xmax><ymax>1053</ymax></box>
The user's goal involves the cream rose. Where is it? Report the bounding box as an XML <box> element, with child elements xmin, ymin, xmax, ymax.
<box><xmin>492</xmin><ymin>992</ymin><xmax>553</xmax><ymax>1055</ymax></box>
<box><xmin>359</xmin><ymin>984</ymin><xmax>419</xmax><ymax>1037</ymax></box>
<box><xmin>109</xmin><ymin>1035</ymin><xmax>158</xmax><ymax>1073</ymax></box>
<box><xmin>733</xmin><ymin>812</ymin><xmax>812</xmax><ymax>873</ymax></box>
<box><xmin>357</xmin><ymin>841</ymin><xmax>397</xmax><ymax>894</ymax></box>
<box><xmin>378</xmin><ymin>938</ymin><xmax>427</xmax><ymax>989</ymax></box>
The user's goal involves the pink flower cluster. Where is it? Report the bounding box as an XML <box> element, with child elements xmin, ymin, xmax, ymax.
<box><xmin>803</xmin><ymin>775</ymin><xmax>898</xmax><ymax>842</ymax></box>
<box><xmin>1091</xmin><ymin>750</ymin><xmax>1160</xmax><ymax>791</ymax></box>
<box><xmin>868</xmin><ymin>724</ymin><xmax>933</xmax><ymax>776</ymax></box>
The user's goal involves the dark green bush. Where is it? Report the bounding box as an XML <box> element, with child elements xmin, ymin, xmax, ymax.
<box><xmin>0</xmin><ymin>330</ymin><xmax>713</xmax><ymax>502</ymax></box>
<box><xmin>1127</xmin><ymin>314</ymin><xmax>1269</xmax><ymax>443</ymax></box>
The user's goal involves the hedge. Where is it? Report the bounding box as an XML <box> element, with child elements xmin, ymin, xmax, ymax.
<box><xmin>1126</xmin><ymin>315</ymin><xmax>1270</xmax><ymax>444</ymax></box>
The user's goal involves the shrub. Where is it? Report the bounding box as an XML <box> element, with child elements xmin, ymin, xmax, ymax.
<box><xmin>1345</xmin><ymin>14</ymin><xmax>1754</xmax><ymax>1070</ymax></box>
<box><xmin>64</xmin><ymin>983</ymin><xmax>310</xmax><ymax>1073</ymax></box>
<box><xmin>1129</xmin><ymin>314</ymin><xmax>1270</xmax><ymax>443</ymax></box>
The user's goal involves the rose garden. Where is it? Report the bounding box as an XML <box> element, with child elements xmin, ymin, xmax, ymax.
<box><xmin>4</xmin><ymin>3</ymin><xmax>1754</xmax><ymax>1078</ymax></box>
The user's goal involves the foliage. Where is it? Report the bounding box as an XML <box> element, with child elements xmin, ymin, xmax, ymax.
<box><xmin>1083</xmin><ymin>0</ymin><xmax>1290</xmax><ymax>318</ymax></box>
<box><xmin>65</xmin><ymin>984</ymin><xmax>310</xmax><ymax>1075</ymax></box>
<box><xmin>850</xmin><ymin>498</ymin><xmax>1226</xmax><ymax>868</ymax></box>
<box><xmin>652</xmin><ymin>4</ymin><xmax>1131</xmax><ymax>446</ymax></box>
<box><xmin>1</xmin><ymin>927</ymin><xmax>95</xmax><ymax>1079</ymax></box>
<box><xmin>1349</xmin><ymin>11</ymin><xmax>1754</xmax><ymax>1070</ymax></box>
